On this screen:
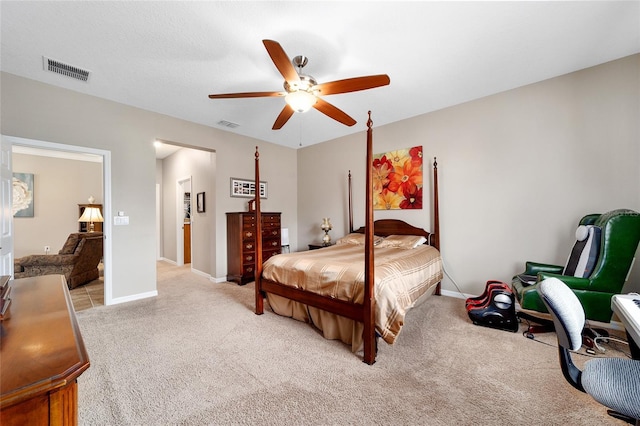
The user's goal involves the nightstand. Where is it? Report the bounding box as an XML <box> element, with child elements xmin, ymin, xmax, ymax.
<box><xmin>308</xmin><ymin>242</ymin><xmax>335</xmax><ymax>250</ymax></box>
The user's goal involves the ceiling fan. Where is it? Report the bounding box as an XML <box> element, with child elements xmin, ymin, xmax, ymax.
<box><xmin>208</xmin><ymin>40</ymin><xmax>390</xmax><ymax>130</ymax></box>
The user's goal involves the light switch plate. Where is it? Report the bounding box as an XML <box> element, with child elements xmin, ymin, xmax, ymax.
<box><xmin>114</xmin><ymin>216</ymin><xmax>129</xmax><ymax>225</ymax></box>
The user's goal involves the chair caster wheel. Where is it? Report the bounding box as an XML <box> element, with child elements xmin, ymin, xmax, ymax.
<box><xmin>525</xmin><ymin>332</ymin><xmax>535</xmax><ymax>339</ymax></box>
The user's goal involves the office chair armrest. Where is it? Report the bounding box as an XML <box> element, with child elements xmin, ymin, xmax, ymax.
<box><xmin>537</xmin><ymin>273</ymin><xmax>591</xmax><ymax>290</ymax></box>
<box><xmin>523</xmin><ymin>261</ymin><xmax>564</xmax><ymax>276</ymax></box>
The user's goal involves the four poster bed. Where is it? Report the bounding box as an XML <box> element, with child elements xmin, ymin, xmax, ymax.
<box><xmin>252</xmin><ymin>112</ymin><xmax>442</xmax><ymax>364</ymax></box>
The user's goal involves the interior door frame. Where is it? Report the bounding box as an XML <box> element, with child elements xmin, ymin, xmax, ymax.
<box><xmin>176</xmin><ymin>176</ymin><xmax>191</xmax><ymax>266</ymax></box>
<box><xmin>4</xmin><ymin>135</ymin><xmax>113</xmax><ymax>305</ymax></box>
<box><xmin>0</xmin><ymin>136</ymin><xmax>13</xmax><ymax>275</ymax></box>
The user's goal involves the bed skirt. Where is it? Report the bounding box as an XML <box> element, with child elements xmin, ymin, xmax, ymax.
<box><xmin>266</xmin><ymin>279</ymin><xmax>441</xmax><ymax>352</ymax></box>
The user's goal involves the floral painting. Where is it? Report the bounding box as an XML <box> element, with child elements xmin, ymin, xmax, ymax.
<box><xmin>372</xmin><ymin>146</ymin><xmax>423</xmax><ymax>210</ymax></box>
<box><xmin>13</xmin><ymin>172</ymin><xmax>34</xmax><ymax>217</ymax></box>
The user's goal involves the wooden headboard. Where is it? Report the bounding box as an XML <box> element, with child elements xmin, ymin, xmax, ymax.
<box><xmin>353</xmin><ymin>219</ymin><xmax>436</xmax><ymax>248</ymax></box>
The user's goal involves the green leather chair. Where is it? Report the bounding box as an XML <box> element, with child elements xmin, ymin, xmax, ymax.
<box><xmin>512</xmin><ymin>209</ymin><xmax>640</xmax><ymax>324</ymax></box>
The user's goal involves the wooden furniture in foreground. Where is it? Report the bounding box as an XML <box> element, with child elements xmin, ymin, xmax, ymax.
<box><xmin>0</xmin><ymin>275</ymin><xmax>90</xmax><ymax>425</ymax></box>
<box><xmin>253</xmin><ymin>112</ymin><xmax>441</xmax><ymax>364</ymax></box>
<box><xmin>227</xmin><ymin>212</ymin><xmax>281</xmax><ymax>285</ymax></box>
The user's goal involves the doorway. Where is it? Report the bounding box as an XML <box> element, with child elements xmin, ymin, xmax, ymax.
<box><xmin>155</xmin><ymin>141</ymin><xmax>215</xmax><ymax>277</ymax></box>
<box><xmin>176</xmin><ymin>176</ymin><xmax>192</xmax><ymax>266</ymax></box>
<box><xmin>2</xmin><ymin>135</ymin><xmax>112</xmax><ymax>305</ymax></box>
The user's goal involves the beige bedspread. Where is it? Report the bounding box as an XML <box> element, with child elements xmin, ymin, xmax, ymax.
<box><xmin>262</xmin><ymin>243</ymin><xmax>443</xmax><ymax>351</ymax></box>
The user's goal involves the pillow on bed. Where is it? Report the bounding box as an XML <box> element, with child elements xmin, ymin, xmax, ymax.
<box><xmin>335</xmin><ymin>233</ymin><xmax>384</xmax><ymax>246</ymax></box>
<box><xmin>377</xmin><ymin>234</ymin><xmax>427</xmax><ymax>249</ymax></box>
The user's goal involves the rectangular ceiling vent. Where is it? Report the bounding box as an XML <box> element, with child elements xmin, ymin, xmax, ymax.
<box><xmin>217</xmin><ymin>120</ymin><xmax>239</xmax><ymax>129</ymax></box>
<box><xmin>43</xmin><ymin>56</ymin><xmax>91</xmax><ymax>82</ymax></box>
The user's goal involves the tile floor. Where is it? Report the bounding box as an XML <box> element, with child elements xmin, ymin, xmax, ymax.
<box><xmin>69</xmin><ymin>278</ymin><xmax>104</xmax><ymax>311</ymax></box>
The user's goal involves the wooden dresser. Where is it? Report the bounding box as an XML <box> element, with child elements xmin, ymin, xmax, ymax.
<box><xmin>227</xmin><ymin>212</ymin><xmax>281</xmax><ymax>285</ymax></box>
<box><xmin>1</xmin><ymin>275</ymin><xmax>90</xmax><ymax>425</ymax></box>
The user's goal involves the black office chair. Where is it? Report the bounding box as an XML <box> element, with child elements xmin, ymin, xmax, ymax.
<box><xmin>538</xmin><ymin>277</ymin><xmax>640</xmax><ymax>424</ymax></box>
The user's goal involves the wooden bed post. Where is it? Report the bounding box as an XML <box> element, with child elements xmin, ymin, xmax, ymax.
<box><xmin>432</xmin><ymin>157</ymin><xmax>441</xmax><ymax>296</ymax></box>
<box><xmin>348</xmin><ymin>170</ymin><xmax>353</xmax><ymax>234</ymax></box>
<box><xmin>254</xmin><ymin>146</ymin><xmax>264</xmax><ymax>315</ymax></box>
<box><xmin>432</xmin><ymin>157</ymin><xmax>440</xmax><ymax>251</ymax></box>
<box><xmin>363</xmin><ymin>112</ymin><xmax>376</xmax><ymax>365</ymax></box>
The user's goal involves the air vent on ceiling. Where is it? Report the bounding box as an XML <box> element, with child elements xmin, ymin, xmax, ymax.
<box><xmin>43</xmin><ymin>56</ymin><xmax>91</xmax><ymax>82</ymax></box>
<box><xmin>217</xmin><ymin>120</ymin><xmax>239</xmax><ymax>129</ymax></box>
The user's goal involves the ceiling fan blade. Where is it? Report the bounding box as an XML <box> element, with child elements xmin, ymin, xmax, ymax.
<box><xmin>313</xmin><ymin>98</ymin><xmax>356</xmax><ymax>127</ymax></box>
<box><xmin>272</xmin><ymin>104</ymin><xmax>295</xmax><ymax>130</ymax></box>
<box><xmin>208</xmin><ymin>91</ymin><xmax>285</xmax><ymax>99</ymax></box>
<box><xmin>315</xmin><ymin>74</ymin><xmax>390</xmax><ymax>96</ymax></box>
<box><xmin>263</xmin><ymin>40</ymin><xmax>300</xmax><ymax>83</ymax></box>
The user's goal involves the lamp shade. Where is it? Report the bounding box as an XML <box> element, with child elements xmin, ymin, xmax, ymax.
<box><xmin>78</xmin><ymin>207</ymin><xmax>104</xmax><ymax>223</ymax></box>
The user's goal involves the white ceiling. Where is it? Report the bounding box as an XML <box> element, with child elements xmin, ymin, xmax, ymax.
<box><xmin>1</xmin><ymin>1</ymin><xmax>639</xmax><ymax>150</ymax></box>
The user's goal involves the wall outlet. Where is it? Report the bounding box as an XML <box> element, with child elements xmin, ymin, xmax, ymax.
<box><xmin>44</xmin><ymin>246</ymin><xmax>50</xmax><ymax>254</ymax></box>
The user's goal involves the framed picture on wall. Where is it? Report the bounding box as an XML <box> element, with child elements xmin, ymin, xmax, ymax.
<box><xmin>230</xmin><ymin>177</ymin><xmax>267</xmax><ymax>199</ymax></box>
<box><xmin>196</xmin><ymin>192</ymin><xmax>205</xmax><ymax>213</ymax></box>
<box><xmin>13</xmin><ymin>172</ymin><xmax>34</xmax><ymax>217</ymax></box>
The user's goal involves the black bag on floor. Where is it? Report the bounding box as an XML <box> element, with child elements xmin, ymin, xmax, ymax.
<box><xmin>466</xmin><ymin>280</ymin><xmax>519</xmax><ymax>332</ymax></box>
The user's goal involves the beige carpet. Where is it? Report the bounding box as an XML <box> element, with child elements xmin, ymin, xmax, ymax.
<box><xmin>75</xmin><ymin>262</ymin><xmax>630</xmax><ymax>425</ymax></box>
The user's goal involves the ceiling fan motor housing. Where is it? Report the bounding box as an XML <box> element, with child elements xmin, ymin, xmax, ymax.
<box><xmin>284</xmin><ymin>74</ymin><xmax>317</xmax><ymax>94</ymax></box>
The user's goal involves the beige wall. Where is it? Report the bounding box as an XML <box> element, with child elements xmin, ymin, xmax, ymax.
<box><xmin>12</xmin><ymin>152</ymin><xmax>102</xmax><ymax>258</ymax></box>
<box><xmin>1</xmin><ymin>71</ymin><xmax>298</xmax><ymax>302</ymax></box>
<box><xmin>2</xmin><ymin>53</ymin><xmax>638</xmax><ymax>301</ymax></box>
<box><xmin>298</xmin><ymin>54</ymin><xmax>640</xmax><ymax>295</ymax></box>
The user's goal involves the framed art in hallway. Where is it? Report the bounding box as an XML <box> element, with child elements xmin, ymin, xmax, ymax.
<box><xmin>197</xmin><ymin>192</ymin><xmax>205</xmax><ymax>213</ymax></box>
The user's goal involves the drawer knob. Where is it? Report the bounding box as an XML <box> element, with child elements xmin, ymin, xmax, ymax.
<box><xmin>246</xmin><ymin>243</ymin><xmax>253</xmax><ymax>249</ymax></box>
<box><xmin>245</xmin><ymin>231</ymin><xmax>253</xmax><ymax>237</ymax></box>
<box><xmin>246</xmin><ymin>255</ymin><xmax>253</xmax><ymax>261</ymax></box>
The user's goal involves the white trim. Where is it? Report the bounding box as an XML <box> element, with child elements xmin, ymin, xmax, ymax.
<box><xmin>12</xmin><ymin>145</ymin><xmax>102</xmax><ymax>163</ymax></box>
<box><xmin>190</xmin><ymin>267</ymin><xmax>210</xmax><ymax>279</ymax></box>
<box><xmin>109</xmin><ymin>290</ymin><xmax>158</xmax><ymax>306</ymax></box>
<box><xmin>441</xmin><ymin>289</ymin><xmax>472</xmax><ymax>299</ymax></box>
<box><xmin>156</xmin><ymin>183</ymin><xmax>161</xmax><ymax>260</ymax></box>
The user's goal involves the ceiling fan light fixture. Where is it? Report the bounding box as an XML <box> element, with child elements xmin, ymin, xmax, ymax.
<box><xmin>285</xmin><ymin>90</ymin><xmax>317</xmax><ymax>113</ymax></box>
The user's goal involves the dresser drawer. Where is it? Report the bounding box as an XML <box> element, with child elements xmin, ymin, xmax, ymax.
<box><xmin>242</xmin><ymin>264</ymin><xmax>256</xmax><ymax>276</ymax></box>
<box><xmin>263</xmin><ymin>216</ymin><xmax>280</xmax><ymax>227</ymax></box>
<box><xmin>242</xmin><ymin>252</ymin><xmax>256</xmax><ymax>264</ymax></box>
<box><xmin>262</xmin><ymin>227</ymin><xmax>280</xmax><ymax>238</ymax></box>
<box><xmin>242</xmin><ymin>228</ymin><xmax>257</xmax><ymax>240</ymax></box>
<box><xmin>263</xmin><ymin>238</ymin><xmax>281</xmax><ymax>250</ymax></box>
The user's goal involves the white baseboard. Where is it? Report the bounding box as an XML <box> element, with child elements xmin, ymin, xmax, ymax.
<box><xmin>440</xmin><ymin>289</ymin><xmax>472</xmax><ymax>299</ymax></box>
<box><xmin>108</xmin><ymin>290</ymin><xmax>158</xmax><ymax>306</ymax></box>
<box><xmin>190</xmin><ymin>268</ymin><xmax>210</xmax><ymax>279</ymax></box>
